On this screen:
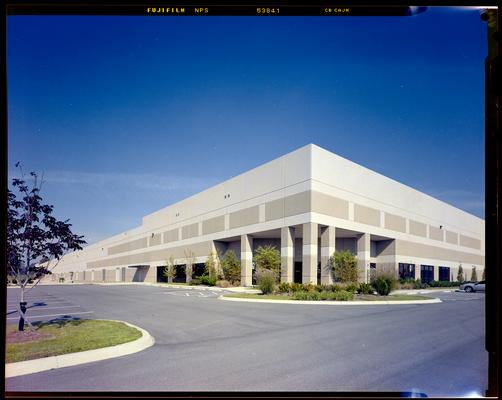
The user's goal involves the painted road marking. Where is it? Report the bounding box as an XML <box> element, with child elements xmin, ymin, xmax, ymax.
<box><xmin>7</xmin><ymin>311</ymin><xmax>94</xmax><ymax>320</ymax></box>
<box><xmin>7</xmin><ymin>305</ymin><xmax>82</xmax><ymax>313</ymax></box>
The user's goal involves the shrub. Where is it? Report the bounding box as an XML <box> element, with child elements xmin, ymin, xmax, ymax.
<box><xmin>59</xmin><ymin>277</ymin><xmax>65</xmax><ymax>283</ymax></box>
<box><xmin>316</xmin><ymin>284</ymin><xmax>329</xmax><ymax>292</ymax></box>
<box><xmin>199</xmin><ymin>275</ymin><xmax>217</xmax><ymax>286</ymax></box>
<box><xmin>278</xmin><ymin>282</ymin><xmax>290</xmax><ymax>293</ymax></box>
<box><xmin>330</xmin><ymin>251</ymin><xmax>358</xmax><ymax>282</ymax></box>
<box><xmin>345</xmin><ymin>283</ymin><xmax>360</xmax><ymax>293</ymax></box>
<box><xmin>331</xmin><ymin>284</ymin><xmax>343</xmax><ymax>292</ymax></box>
<box><xmin>333</xmin><ymin>290</ymin><xmax>354</xmax><ymax>301</ymax></box>
<box><xmin>290</xmin><ymin>282</ymin><xmax>303</xmax><ymax>292</ymax></box>
<box><xmin>216</xmin><ymin>280</ymin><xmax>230</xmax><ymax>288</ymax></box>
<box><xmin>221</xmin><ymin>250</ymin><xmax>241</xmax><ymax>283</ymax></box>
<box><xmin>205</xmin><ymin>251</ymin><xmax>222</xmax><ymax>280</ymax></box>
<box><xmin>470</xmin><ymin>266</ymin><xmax>478</xmax><ymax>282</ymax></box>
<box><xmin>373</xmin><ymin>277</ymin><xmax>398</xmax><ymax>296</ymax></box>
<box><xmin>357</xmin><ymin>283</ymin><xmax>372</xmax><ymax>294</ymax></box>
<box><xmin>302</xmin><ymin>283</ymin><xmax>316</xmax><ymax>292</ymax></box>
<box><xmin>428</xmin><ymin>280</ymin><xmax>460</xmax><ymax>287</ymax></box>
<box><xmin>253</xmin><ymin>245</ymin><xmax>281</xmax><ymax>283</ymax></box>
<box><xmin>190</xmin><ymin>278</ymin><xmax>201</xmax><ymax>286</ymax></box>
<box><xmin>293</xmin><ymin>291</ymin><xmax>310</xmax><ymax>300</ymax></box>
<box><xmin>257</xmin><ymin>269</ymin><xmax>276</xmax><ymax>294</ymax></box>
<box><xmin>457</xmin><ymin>264</ymin><xmax>464</xmax><ymax>283</ymax></box>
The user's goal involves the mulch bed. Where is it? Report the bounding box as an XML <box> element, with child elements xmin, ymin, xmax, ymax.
<box><xmin>6</xmin><ymin>329</ymin><xmax>55</xmax><ymax>344</ymax></box>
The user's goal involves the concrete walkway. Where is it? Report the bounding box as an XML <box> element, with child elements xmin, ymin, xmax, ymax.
<box><xmin>5</xmin><ymin>320</ymin><xmax>154</xmax><ymax>378</ymax></box>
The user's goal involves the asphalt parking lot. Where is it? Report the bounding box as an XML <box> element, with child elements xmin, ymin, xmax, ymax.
<box><xmin>5</xmin><ymin>284</ymin><xmax>488</xmax><ymax>396</ymax></box>
<box><xmin>6</xmin><ymin>287</ymin><xmax>94</xmax><ymax>325</ymax></box>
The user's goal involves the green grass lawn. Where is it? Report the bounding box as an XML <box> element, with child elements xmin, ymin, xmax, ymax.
<box><xmin>223</xmin><ymin>293</ymin><xmax>433</xmax><ymax>301</ymax></box>
<box><xmin>6</xmin><ymin>319</ymin><xmax>142</xmax><ymax>363</ymax></box>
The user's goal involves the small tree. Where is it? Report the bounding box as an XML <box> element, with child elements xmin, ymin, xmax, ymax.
<box><xmin>204</xmin><ymin>251</ymin><xmax>221</xmax><ymax>279</ymax></box>
<box><xmin>471</xmin><ymin>266</ymin><xmax>478</xmax><ymax>282</ymax></box>
<box><xmin>253</xmin><ymin>245</ymin><xmax>281</xmax><ymax>283</ymax></box>
<box><xmin>7</xmin><ymin>164</ymin><xmax>86</xmax><ymax>331</ymax></box>
<box><xmin>221</xmin><ymin>250</ymin><xmax>241</xmax><ymax>284</ymax></box>
<box><xmin>163</xmin><ymin>255</ymin><xmax>176</xmax><ymax>283</ymax></box>
<box><xmin>330</xmin><ymin>250</ymin><xmax>358</xmax><ymax>283</ymax></box>
<box><xmin>457</xmin><ymin>264</ymin><xmax>464</xmax><ymax>283</ymax></box>
<box><xmin>184</xmin><ymin>249</ymin><xmax>196</xmax><ymax>284</ymax></box>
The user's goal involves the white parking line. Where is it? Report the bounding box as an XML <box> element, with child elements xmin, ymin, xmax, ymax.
<box><xmin>7</xmin><ymin>306</ymin><xmax>82</xmax><ymax>313</ymax></box>
<box><xmin>6</xmin><ymin>311</ymin><xmax>94</xmax><ymax>320</ymax></box>
<box><xmin>185</xmin><ymin>293</ymin><xmax>189</xmax><ymax>296</ymax></box>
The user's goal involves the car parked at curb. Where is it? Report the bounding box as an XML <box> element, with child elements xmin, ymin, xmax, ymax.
<box><xmin>459</xmin><ymin>280</ymin><xmax>485</xmax><ymax>293</ymax></box>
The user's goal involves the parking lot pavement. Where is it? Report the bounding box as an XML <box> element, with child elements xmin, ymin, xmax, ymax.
<box><xmin>6</xmin><ymin>287</ymin><xmax>94</xmax><ymax>325</ymax></box>
<box><xmin>154</xmin><ymin>287</ymin><xmax>234</xmax><ymax>298</ymax></box>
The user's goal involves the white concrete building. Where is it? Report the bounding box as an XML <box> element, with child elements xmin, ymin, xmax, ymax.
<box><xmin>46</xmin><ymin>144</ymin><xmax>485</xmax><ymax>286</ymax></box>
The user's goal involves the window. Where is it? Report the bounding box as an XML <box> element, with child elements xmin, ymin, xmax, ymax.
<box><xmin>399</xmin><ymin>263</ymin><xmax>415</xmax><ymax>279</ymax></box>
<box><xmin>439</xmin><ymin>266</ymin><xmax>450</xmax><ymax>281</ymax></box>
<box><xmin>421</xmin><ymin>265</ymin><xmax>434</xmax><ymax>284</ymax></box>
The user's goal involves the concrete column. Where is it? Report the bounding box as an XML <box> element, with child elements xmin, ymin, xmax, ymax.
<box><xmin>302</xmin><ymin>222</ymin><xmax>318</xmax><ymax>284</ymax></box>
<box><xmin>357</xmin><ymin>233</ymin><xmax>370</xmax><ymax>283</ymax></box>
<box><xmin>320</xmin><ymin>226</ymin><xmax>336</xmax><ymax>285</ymax></box>
<box><xmin>281</xmin><ymin>226</ymin><xmax>295</xmax><ymax>283</ymax></box>
<box><xmin>241</xmin><ymin>234</ymin><xmax>253</xmax><ymax>286</ymax></box>
<box><xmin>144</xmin><ymin>265</ymin><xmax>156</xmax><ymax>283</ymax></box>
<box><xmin>415</xmin><ymin>264</ymin><xmax>421</xmax><ymax>280</ymax></box>
<box><xmin>433</xmin><ymin>265</ymin><xmax>439</xmax><ymax>281</ymax></box>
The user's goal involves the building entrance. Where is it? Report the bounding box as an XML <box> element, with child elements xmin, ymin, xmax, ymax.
<box><xmin>294</xmin><ymin>262</ymin><xmax>302</xmax><ymax>283</ymax></box>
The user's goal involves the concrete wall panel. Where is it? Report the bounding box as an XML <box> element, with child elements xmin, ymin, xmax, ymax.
<box><xmin>354</xmin><ymin>204</ymin><xmax>380</xmax><ymax>227</ymax></box>
<box><xmin>182</xmin><ymin>223</ymin><xmax>199</xmax><ymax>240</ymax></box>
<box><xmin>396</xmin><ymin>240</ymin><xmax>484</xmax><ymax>265</ymax></box>
<box><xmin>149</xmin><ymin>233</ymin><xmax>162</xmax><ymax>247</ymax></box>
<box><xmin>459</xmin><ymin>234</ymin><xmax>481</xmax><ymax>250</ymax></box>
<box><xmin>164</xmin><ymin>228</ymin><xmax>179</xmax><ymax>243</ymax></box>
<box><xmin>202</xmin><ymin>216</ymin><xmax>225</xmax><ymax>235</ymax></box>
<box><xmin>409</xmin><ymin>220</ymin><xmax>427</xmax><ymax>237</ymax></box>
<box><xmin>312</xmin><ymin>191</ymin><xmax>349</xmax><ymax>219</ymax></box>
<box><xmin>229</xmin><ymin>206</ymin><xmax>260</xmax><ymax>229</ymax></box>
<box><xmin>108</xmin><ymin>238</ymin><xmax>147</xmax><ymax>255</ymax></box>
<box><xmin>445</xmin><ymin>230</ymin><xmax>459</xmax><ymax>245</ymax></box>
<box><xmin>429</xmin><ymin>226</ymin><xmax>444</xmax><ymax>242</ymax></box>
<box><xmin>384</xmin><ymin>213</ymin><xmax>406</xmax><ymax>233</ymax></box>
<box><xmin>265</xmin><ymin>198</ymin><xmax>284</xmax><ymax>221</ymax></box>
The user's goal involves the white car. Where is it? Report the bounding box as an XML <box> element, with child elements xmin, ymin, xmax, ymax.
<box><xmin>460</xmin><ymin>280</ymin><xmax>485</xmax><ymax>293</ymax></box>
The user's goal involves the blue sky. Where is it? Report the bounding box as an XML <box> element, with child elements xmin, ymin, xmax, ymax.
<box><xmin>8</xmin><ymin>7</ymin><xmax>486</xmax><ymax>244</ymax></box>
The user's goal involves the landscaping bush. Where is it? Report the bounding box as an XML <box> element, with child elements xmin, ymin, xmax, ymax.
<box><xmin>316</xmin><ymin>284</ymin><xmax>329</xmax><ymax>292</ymax></box>
<box><xmin>216</xmin><ymin>280</ymin><xmax>230</xmax><ymax>288</ymax></box>
<box><xmin>221</xmin><ymin>250</ymin><xmax>241</xmax><ymax>283</ymax></box>
<box><xmin>290</xmin><ymin>282</ymin><xmax>303</xmax><ymax>293</ymax></box>
<box><xmin>253</xmin><ymin>245</ymin><xmax>281</xmax><ymax>283</ymax></box>
<box><xmin>278</xmin><ymin>282</ymin><xmax>290</xmax><ymax>293</ymax></box>
<box><xmin>344</xmin><ymin>283</ymin><xmax>360</xmax><ymax>293</ymax></box>
<box><xmin>302</xmin><ymin>283</ymin><xmax>316</xmax><ymax>292</ymax></box>
<box><xmin>257</xmin><ymin>269</ymin><xmax>276</xmax><ymax>294</ymax></box>
<box><xmin>199</xmin><ymin>275</ymin><xmax>217</xmax><ymax>286</ymax></box>
<box><xmin>330</xmin><ymin>251</ymin><xmax>358</xmax><ymax>282</ymax></box>
<box><xmin>428</xmin><ymin>280</ymin><xmax>460</xmax><ymax>287</ymax></box>
<box><xmin>331</xmin><ymin>284</ymin><xmax>343</xmax><ymax>292</ymax></box>
<box><xmin>189</xmin><ymin>278</ymin><xmax>201</xmax><ymax>286</ymax></box>
<box><xmin>59</xmin><ymin>277</ymin><xmax>65</xmax><ymax>283</ymax></box>
<box><xmin>333</xmin><ymin>290</ymin><xmax>354</xmax><ymax>301</ymax></box>
<box><xmin>373</xmin><ymin>277</ymin><xmax>397</xmax><ymax>296</ymax></box>
<box><xmin>357</xmin><ymin>283</ymin><xmax>372</xmax><ymax>294</ymax></box>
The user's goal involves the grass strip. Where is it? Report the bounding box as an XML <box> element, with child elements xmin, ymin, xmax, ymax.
<box><xmin>6</xmin><ymin>319</ymin><xmax>142</xmax><ymax>363</ymax></box>
<box><xmin>223</xmin><ymin>293</ymin><xmax>433</xmax><ymax>301</ymax></box>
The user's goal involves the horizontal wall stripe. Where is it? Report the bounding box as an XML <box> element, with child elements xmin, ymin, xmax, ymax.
<box><xmin>459</xmin><ymin>234</ymin><xmax>481</xmax><ymax>250</ymax></box>
<box><xmin>229</xmin><ymin>206</ymin><xmax>260</xmax><ymax>229</ymax></box>
<box><xmin>108</xmin><ymin>238</ymin><xmax>147</xmax><ymax>256</ymax></box>
<box><xmin>202</xmin><ymin>215</ymin><xmax>225</xmax><ymax>235</ymax></box>
<box><xmin>87</xmin><ymin>241</ymin><xmax>212</xmax><ymax>269</ymax></box>
<box><xmin>354</xmin><ymin>204</ymin><xmax>380</xmax><ymax>227</ymax></box>
<box><xmin>396</xmin><ymin>239</ymin><xmax>483</xmax><ymax>265</ymax></box>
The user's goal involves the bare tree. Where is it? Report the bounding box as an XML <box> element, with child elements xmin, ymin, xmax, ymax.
<box><xmin>184</xmin><ymin>249</ymin><xmax>196</xmax><ymax>284</ymax></box>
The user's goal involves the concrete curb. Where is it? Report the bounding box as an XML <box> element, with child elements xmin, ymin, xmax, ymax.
<box><xmin>5</xmin><ymin>320</ymin><xmax>155</xmax><ymax>378</ymax></box>
<box><xmin>219</xmin><ymin>295</ymin><xmax>442</xmax><ymax>305</ymax></box>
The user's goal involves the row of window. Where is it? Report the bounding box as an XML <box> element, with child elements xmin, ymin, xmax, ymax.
<box><xmin>398</xmin><ymin>263</ymin><xmax>451</xmax><ymax>283</ymax></box>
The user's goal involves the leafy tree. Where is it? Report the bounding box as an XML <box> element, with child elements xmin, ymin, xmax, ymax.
<box><xmin>163</xmin><ymin>255</ymin><xmax>176</xmax><ymax>283</ymax></box>
<box><xmin>330</xmin><ymin>250</ymin><xmax>358</xmax><ymax>283</ymax></box>
<box><xmin>221</xmin><ymin>250</ymin><xmax>241</xmax><ymax>284</ymax></box>
<box><xmin>470</xmin><ymin>266</ymin><xmax>478</xmax><ymax>282</ymax></box>
<box><xmin>7</xmin><ymin>164</ymin><xmax>86</xmax><ymax>331</ymax></box>
<box><xmin>253</xmin><ymin>245</ymin><xmax>281</xmax><ymax>283</ymax></box>
<box><xmin>204</xmin><ymin>251</ymin><xmax>221</xmax><ymax>279</ymax></box>
<box><xmin>457</xmin><ymin>264</ymin><xmax>464</xmax><ymax>283</ymax></box>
